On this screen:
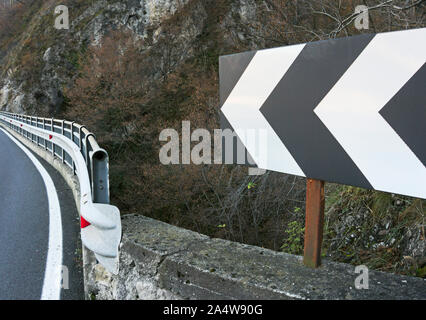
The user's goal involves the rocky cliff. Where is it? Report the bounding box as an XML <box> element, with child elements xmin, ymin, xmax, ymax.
<box><xmin>0</xmin><ymin>0</ymin><xmax>258</xmax><ymax>115</ymax></box>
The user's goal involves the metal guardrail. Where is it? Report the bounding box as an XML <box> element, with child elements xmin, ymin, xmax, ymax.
<box><xmin>0</xmin><ymin>111</ymin><xmax>121</xmax><ymax>274</ymax></box>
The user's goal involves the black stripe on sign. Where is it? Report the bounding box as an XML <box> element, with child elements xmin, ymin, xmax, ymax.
<box><xmin>260</xmin><ymin>34</ymin><xmax>375</xmax><ymax>189</ymax></box>
<box><xmin>380</xmin><ymin>63</ymin><xmax>426</xmax><ymax>167</ymax></box>
<box><xmin>219</xmin><ymin>50</ymin><xmax>257</xmax><ymax>106</ymax></box>
<box><xmin>220</xmin><ymin>51</ymin><xmax>257</xmax><ymax>166</ymax></box>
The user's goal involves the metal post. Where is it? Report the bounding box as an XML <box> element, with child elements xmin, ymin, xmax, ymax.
<box><xmin>85</xmin><ymin>133</ymin><xmax>94</xmax><ymax>185</ymax></box>
<box><xmin>30</xmin><ymin>116</ymin><xmax>33</xmax><ymax>142</ymax></box>
<box><xmin>79</xmin><ymin>126</ymin><xmax>85</xmax><ymax>151</ymax></box>
<box><xmin>61</xmin><ymin>120</ymin><xmax>65</xmax><ymax>164</ymax></box>
<box><xmin>51</xmin><ymin>118</ymin><xmax>55</xmax><ymax>157</ymax></box>
<box><xmin>70</xmin><ymin>122</ymin><xmax>76</xmax><ymax>175</ymax></box>
<box><xmin>303</xmin><ymin>178</ymin><xmax>325</xmax><ymax>268</ymax></box>
<box><xmin>25</xmin><ymin>116</ymin><xmax>28</xmax><ymax>139</ymax></box>
<box><xmin>36</xmin><ymin>117</ymin><xmax>39</xmax><ymax>146</ymax></box>
<box><xmin>43</xmin><ymin>119</ymin><xmax>47</xmax><ymax>150</ymax></box>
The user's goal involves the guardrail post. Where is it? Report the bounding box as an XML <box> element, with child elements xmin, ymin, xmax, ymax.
<box><xmin>36</xmin><ymin>117</ymin><xmax>39</xmax><ymax>146</ymax></box>
<box><xmin>24</xmin><ymin>116</ymin><xmax>28</xmax><ymax>139</ymax></box>
<box><xmin>84</xmin><ymin>133</ymin><xmax>94</xmax><ymax>184</ymax></box>
<box><xmin>30</xmin><ymin>117</ymin><xmax>33</xmax><ymax>142</ymax></box>
<box><xmin>61</xmin><ymin>120</ymin><xmax>65</xmax><ymax>164</ymax></box>
<box><xmin>70</xmin><ymin>122</ymin><xmax>76</xmax><ymax>175</ymax></box>
<box><xmin>79</xmin><ymin>126</ymin><xmax>84</xmax><ymax>152</ymax></box>
<box><xmin>51</xmin><ymin>118</ymin><xmax>55</xmax><ymax>157</ymax></box>
<box><xmin>89</xmin><ymin>149</ymin><xmax>110</xmax><ymax>204</ymax></box>
<box><xmin>43</xmin><ymin>119</ymin><xmax>47</xmax><ymax>150</ymax></box>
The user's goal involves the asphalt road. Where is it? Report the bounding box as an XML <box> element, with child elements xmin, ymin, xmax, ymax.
<box><xmin>0</xmin><ymin>129</ymin><xmax>84</xmax><ymax>300</ymax></box>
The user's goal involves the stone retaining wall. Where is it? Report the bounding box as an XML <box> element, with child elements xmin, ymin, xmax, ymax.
<box><xmin>85</xmin><ymin>214</ymin><xmax>426</xmax><ymax>300</ymax></box>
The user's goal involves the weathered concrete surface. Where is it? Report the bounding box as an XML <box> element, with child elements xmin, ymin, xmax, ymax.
<box><xmin>87</xmin><ymin>215</ymin><xmax>425</xmax><ymax>300</ymax></box>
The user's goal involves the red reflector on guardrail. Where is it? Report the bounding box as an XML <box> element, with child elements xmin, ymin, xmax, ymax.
<box><xmin>81</xmin><ymin>216</ymin><xmax>91</xmax><ymax>228</ymax></box>
<box><xmin>49</xmin><ymin>135</ymin><xmax>53</xmax><ymax>140</ymax></box>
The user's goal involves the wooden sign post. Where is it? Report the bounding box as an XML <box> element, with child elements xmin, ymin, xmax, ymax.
<box><xmin>303</xmin><ymin>179</ymin><xmax>325</xmax><ymax>268</ymax></box>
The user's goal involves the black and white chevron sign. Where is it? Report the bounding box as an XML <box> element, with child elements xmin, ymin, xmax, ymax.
<box><xmin>220</xmin><ymin>28</ymin><xmax>426</xmax><ymax>199</ymax></box>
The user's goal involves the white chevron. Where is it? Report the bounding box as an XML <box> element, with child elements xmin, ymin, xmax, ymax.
<box><xmin>315</xmin><ymin>28</ymin><xmax>426</xmax><ymax>199</ymax></box>
<box><xmin>221</xmin><ymin>44</ymin><xmax>306</xmax><ymax>177</ymax></box>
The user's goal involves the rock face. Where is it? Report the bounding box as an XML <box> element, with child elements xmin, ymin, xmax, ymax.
<box><xmin>0</xmin><ymin>0</ymin><xmax>214</xmax><ymax>115</ymax></box>
<box><xmin>0</xmin><ymin>0</ymin><xmax>263</xmax><ymax>115</ymax></box>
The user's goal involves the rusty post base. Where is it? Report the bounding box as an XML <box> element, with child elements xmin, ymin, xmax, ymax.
<box><xmin>303</xmin><ymin>179</ymin><xmax>325</xmax><ymax>268</ymax></box>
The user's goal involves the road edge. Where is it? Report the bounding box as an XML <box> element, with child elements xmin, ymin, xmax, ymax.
<box><xmin>0</xmin><ymin>122</ymin><xmax>93</xmax><ymax>300</ymax></box>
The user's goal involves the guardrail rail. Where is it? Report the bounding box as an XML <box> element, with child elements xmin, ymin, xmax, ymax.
<box><xmin>0</xmin><ymin>111</ymin><xmax>121</xmax><ymax>274</ymax></box>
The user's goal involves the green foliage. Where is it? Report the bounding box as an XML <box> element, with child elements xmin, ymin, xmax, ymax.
<box><xmin>247</xmin><ymin>182</ymin><xmax>256</xmax><ymax>189</ymax></box>
<box><xmin>323</xmin><ymin>184</ymin><xmax>424</xmax><ymax>276</ymax></box>
<box><xmin>416</xmin><ymin>266</ymin><xmax>426</xmax><ymax>278</ymax></box>
<box><xmin>371</xmin><ymin>192</ymin><xmax>393</xmax><ymax>219</ymax></box>
<box><xmin>147</xmin><ymin>85</ymin><xmax>192</xmax><ymax>121</ymax></box>
<box><xmin>281</xmin><ymin>220</ymin><xmax>305</xmax><ymax>255</ymax></box>
<box><xmin>64</xmin><ymin>49</ymin><xmax>80</xmax><ymax>69</ymax></box>
<box><xmin>194</xmin><ymin>47</ymin><xmax>220</xmax><ymax>71</ymax></box>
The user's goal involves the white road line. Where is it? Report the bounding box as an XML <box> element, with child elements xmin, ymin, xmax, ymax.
<box><xmin>0</xmin><ymin>128</ymin><xmax>63</xmax><ymax>300</ymax></box>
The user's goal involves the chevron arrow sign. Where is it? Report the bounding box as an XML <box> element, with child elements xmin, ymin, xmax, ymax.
<box><xmin>220</xmin><ymin>28</ymin><xmax>426</xmax><ymax>199</ymax></box>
